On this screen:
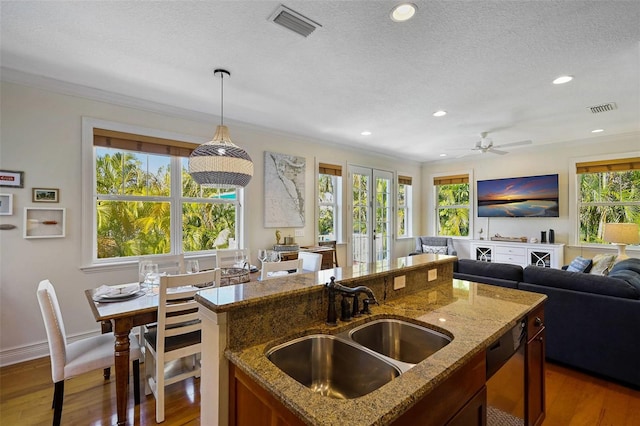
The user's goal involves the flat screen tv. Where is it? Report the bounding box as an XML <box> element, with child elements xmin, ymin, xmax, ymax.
<box><xmin>477</xmin><ymin>174</ymin><xmax>559</xmax><ymax>217</ymax></box>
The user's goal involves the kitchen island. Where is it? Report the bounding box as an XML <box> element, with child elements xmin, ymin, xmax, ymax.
<box><xmin>195</xmin><ymin>254</ymin><xmax>546</xmax><ymax>426</ymax></box>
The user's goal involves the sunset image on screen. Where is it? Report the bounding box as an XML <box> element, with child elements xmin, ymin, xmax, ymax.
<box><xmin>477</xmin><ymin>174</ymin><xmax>559</xmax><ymax>217</ymax></box>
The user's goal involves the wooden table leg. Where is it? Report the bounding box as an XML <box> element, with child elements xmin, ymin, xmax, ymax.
<box><xmin>113</xmin><ymin>318</ymin><xmax>133</xmax><ymax>426</ymax></box>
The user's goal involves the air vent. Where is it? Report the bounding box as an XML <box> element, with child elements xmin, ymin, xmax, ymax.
<box><xmin>269</xmin><ymin>5</ymin><xmax>321</xmax><ymax>37</ymax></box>
<box><xmin>588</xmin><ymin>102</ymin><xmax>617</xmax><ymax>114</ymax></box>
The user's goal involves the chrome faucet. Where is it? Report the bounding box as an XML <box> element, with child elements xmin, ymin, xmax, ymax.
<box><xmin>325</xmin><ymin>276</ymin><xmax>378</xmax><ymax>325</ymax></box>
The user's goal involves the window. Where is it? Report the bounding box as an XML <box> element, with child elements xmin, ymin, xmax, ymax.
<box><xmin>434</xmin><ymin>174</ymin><xmax>470</xmax><ymax>237</ymax></box>
<box><xmin>87</xmin><ymin>124</ymin><xmax>241</xmax><ymax>263</ymax></box>
<box><xmin>576</xmin><ymin>157</ymin><xmax>640</xmax><ymax>243</ymax></box>
<box><xmin>397</xmin><ymin>175</ymin><xmax>413</xmax><ymax>238</ymax></box>
<box><xmin>318</xmin><ymin>163</ymin><xmax>342</xmax><ymax>242</ymax></box>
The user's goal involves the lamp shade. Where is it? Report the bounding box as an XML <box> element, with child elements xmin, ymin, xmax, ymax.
<box><xmin>603</xmin><ymin>223</ymin><xmax>640</xmax><ymax>245</ymax></box>
<box><xmin>188</xmin><ymin>126</ymin><xmax>253</xmax><ymax>189</ymax></box>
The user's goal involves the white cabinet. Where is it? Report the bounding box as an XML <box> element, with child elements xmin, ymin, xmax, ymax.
<box><xmin>469</xmin><ymin>240</ymin><xmax>564</xmax><ymax>269</ymax></box>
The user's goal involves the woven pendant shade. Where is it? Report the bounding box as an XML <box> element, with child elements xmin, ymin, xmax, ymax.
<box><xmin>188</xmin><ymin>69</ymin><xmax>253</xmax><ymax>189</ymax></box>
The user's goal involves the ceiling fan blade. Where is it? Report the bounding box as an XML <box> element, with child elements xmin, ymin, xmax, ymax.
<box><xmin>488</xmin><ymin>148</ymin><xmax>508</xmax><ymax>155</ymax></box>
<box><xmin>492</xmin><ymin>139</ymin><xmax>532</xmax><ymax>149</ymax></box>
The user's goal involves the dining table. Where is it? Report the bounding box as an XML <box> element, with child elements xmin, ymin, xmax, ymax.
<box><xmin>84</xmin><ymin>270</ymin><xmax>259</xmax><ymax>425</ymax></box>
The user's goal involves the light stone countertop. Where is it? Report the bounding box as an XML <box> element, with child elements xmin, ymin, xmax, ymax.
<box><xmin>196</xmin><ymin>255</ymin><xmax>546</xmax><ymax>425</ymax></box>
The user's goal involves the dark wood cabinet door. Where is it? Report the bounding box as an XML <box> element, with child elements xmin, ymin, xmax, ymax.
<box><xmin>525</xmin><ymin>305</ymin><xmax>546</xmax><ymax>426</ymax></box>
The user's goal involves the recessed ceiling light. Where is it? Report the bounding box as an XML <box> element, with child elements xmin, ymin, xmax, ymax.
<box><xmin>390</xmin><ymin>3</ymin><xmax>417</xmax><ymax>22</ymax></box>
<box><xmin>361</xmin><ymin>131</ymin><xmax>372</xmax><ymax>136</ymax></box>
<box><xmin>553</xmin><ymin>75</ymin><xmax>573</xmax><ymax>85</ymax></box>
<box><xmin>591</xmin><ymin>129</ymin><xmax>604</xmax><ymax>133</ymax></box>
<box><xmin>433</xmin><ymin>110</ymin><xmax>447</xmax><ymax>117</ymax></box>
<box><xmin>440</xmin><ymin>153</ymin><xmax>448</xmax><ymax>157</ymax></box>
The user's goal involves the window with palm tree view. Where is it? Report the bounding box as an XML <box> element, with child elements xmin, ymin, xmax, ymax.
<box><xmin>577</xmin><ymin>157</ymin><xmax>640</xmax><ymax>244</ymax></box>
<box><xmin>95</xmin><ymin>147</ymin><xmax>238</xmax><ymax>260</ymax></box>
<box><xmin>435</xmin><ymin>174</ymin><xmax>470</xmax><ymax>237</ymax></box>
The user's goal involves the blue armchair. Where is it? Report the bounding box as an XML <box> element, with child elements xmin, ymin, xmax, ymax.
<box><xmin>409</xmin><ymin>236</ymin><xmax>457</xmax><ymax>256</ymax></box>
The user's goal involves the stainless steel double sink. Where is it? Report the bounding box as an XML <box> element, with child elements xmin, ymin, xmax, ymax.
<box><xmin>266</xmin><ymin>318</ymin><xmax>452</xmax><ymax>399</ymax></box>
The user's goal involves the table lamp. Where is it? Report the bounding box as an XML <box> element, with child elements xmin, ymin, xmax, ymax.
<box><xmin>603</xmin><ymin>223</ymin><xmax>640</xmax><ymax>260</ymax></box>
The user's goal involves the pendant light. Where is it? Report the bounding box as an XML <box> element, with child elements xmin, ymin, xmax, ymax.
<box><xmin>188</xmin><ymin>69</ymin><xmax>253</xmax><ymax>188</ymax></box>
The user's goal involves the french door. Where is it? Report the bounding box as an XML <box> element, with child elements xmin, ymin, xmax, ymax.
<box><xmin>349</xmin><ymin>166</ymin><xmax>393</xmax><ymax>266</ymax></box>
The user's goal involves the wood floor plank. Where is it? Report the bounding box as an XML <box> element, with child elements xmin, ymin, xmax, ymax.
<box><xmin>2</xmin><ymin>357</ymin><xmax>639</xmax><ymax>425</ymax></box>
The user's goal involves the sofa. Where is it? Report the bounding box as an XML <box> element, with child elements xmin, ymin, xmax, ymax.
<box><xmin>453</xmin><ymin>257</ymin><xmax>640</xmax><ymax>389</ymax></box>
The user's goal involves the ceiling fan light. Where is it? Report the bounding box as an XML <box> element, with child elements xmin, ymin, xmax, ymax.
<box><xmin>432</xmin><ymin>110</ymin><xmax>447</xmax><ymax>117</ymax></box>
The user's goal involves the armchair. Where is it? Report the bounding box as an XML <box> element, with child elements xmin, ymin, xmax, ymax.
<box><xmin>410</xmin><ymin>236</ymin><xmax>457</xmax><ymax>256</ymax></box>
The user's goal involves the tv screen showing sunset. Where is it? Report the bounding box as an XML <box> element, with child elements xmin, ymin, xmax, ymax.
<box><xmin>477</xmin><ymin>174</ymin><xmax>559</xmax><ymax>217</ymax></box>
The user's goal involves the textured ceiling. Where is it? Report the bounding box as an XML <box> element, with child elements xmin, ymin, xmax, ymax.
<box><xmin>1</xmin><ymin>1</ymin><xmax>639</xmax><ymax>162</ymax></box>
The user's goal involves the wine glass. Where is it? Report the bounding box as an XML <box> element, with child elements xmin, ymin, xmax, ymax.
<box><xmin>258</xmin><ymin>249</ymin><xmax>267</xmax><ymax>264</ymax></box>
<box><xmin>186</xmin><ymin>259</ymin><xmax>199</xmax><ymax>274</ymax></box>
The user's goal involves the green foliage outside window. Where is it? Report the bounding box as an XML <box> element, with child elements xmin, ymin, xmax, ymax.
<box><xmin>437</xmin><ymin>183</ymin><xmax>470</xmax><ymax>237</ymax></box>
<box><xmin>578</xmin><ymin>170</ymin><xmax>640</xmax><ymax>243</ymax></box>
<box><xmin>95</xmin><ymin>148</ymin><xmax>236</xmax><ymax>259</ymax></box>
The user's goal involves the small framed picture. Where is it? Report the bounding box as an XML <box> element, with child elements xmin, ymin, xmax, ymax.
<box><xmin>0</xmin><ymin>170</ymin><xmax>24</xmax><ymax>188</ymax></box>
<box><xmin>0</xmin><ymin>194</ymin><xmax>13</xmax><ymax>215</ymax></box>
<box><xmin>32</xmin><ymin>188</ymin><xmax>59</xmax><ymax>203</ymax></box>
<box><xmin>24</xmin><ymin>207</ymin><xmax>66</xmax><ymax>238</ymax></box>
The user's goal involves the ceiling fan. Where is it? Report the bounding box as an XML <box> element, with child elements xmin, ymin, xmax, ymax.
<box><xmin>470</xmin><ymin>132</ymin><xmax>532</xmax><ymax>155</ymax></box>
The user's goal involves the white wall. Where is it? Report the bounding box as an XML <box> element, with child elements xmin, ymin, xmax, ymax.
<box><xmin>0</xmin><ymin>80</ymin><xmax>421</xmax><ymax>365</ymax></box>
<box><xmin>421</xmin><ymin>132</ymin><xmax>640</xmax><ymax>260</ymax></box>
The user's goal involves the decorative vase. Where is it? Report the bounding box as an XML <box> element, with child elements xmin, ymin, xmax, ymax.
<box><xmin>540</xmin><ymin>231</ymin><xmax>547</xmax><ymax>243</ymax></box>
<box><xmin>549</xmin><ymin>229</ymin><xmax>555</xmax><ymax>244</ymax></box>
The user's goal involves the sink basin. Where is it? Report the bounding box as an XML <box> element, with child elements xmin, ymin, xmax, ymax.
<box><xmin>266</xmin><ymin>334</ymin><xmax>400</xmax><ymax>399</ymax></box>
<box><xmin>347</xmin><ymin>319</ymin><xmax>452</xmax><ymax>364</ymax></box>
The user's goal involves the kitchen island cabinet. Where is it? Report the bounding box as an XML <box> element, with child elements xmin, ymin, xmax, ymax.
<box><xmin>196</xmin><ymin>254</ymin><xmax>546</xmax><ymax>426</ymax></box>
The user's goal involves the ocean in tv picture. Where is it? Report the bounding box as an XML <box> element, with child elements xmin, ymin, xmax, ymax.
<box><xmin>478</xmin><ymin>200</ymin><xmax>559</xmax><ymax>217</ymax></box>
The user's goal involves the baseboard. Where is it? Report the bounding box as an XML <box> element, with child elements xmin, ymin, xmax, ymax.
<box><xmin>0</xmin><ymin>329</ymin><xmax>105</xmax><ymax>367</ymax></box>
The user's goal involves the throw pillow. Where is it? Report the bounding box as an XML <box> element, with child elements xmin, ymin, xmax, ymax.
<box><xmin>566</xmin><ymin>256</ymin><xmax>593</xmax><ymax>273</ymax></box>
<box><xmin>422</xmin><ymin>244</ymin><xmax>448</xmax><ymax>254</ymax></box>
<box><xmin>589</xmin><ymin>253</ymin><xmax>617</xmax><ymax>276</ymax></box>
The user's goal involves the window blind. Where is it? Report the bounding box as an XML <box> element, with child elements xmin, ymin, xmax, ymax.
<box><xmin>575</xmin><ymin>157</ymin><xmax>640</xmax><ymax>174</ymax></box>
<box><xmin>433</xmin><ymin>174</ymin><xmax>469</xmax><ymax>185</ymax></box>
<box><xmin>398</xmin><ymin>175</ymin><xmax>412</xmax><ymax>185</ymax></box>
<box><xmin>318</xmin><ymin>162</ymin><xmax>342</xmax><ymax>176</ymax></box>
<box><xmin>93</xmin><ymin>128</ymin><xmax>199</xmax><ymax>157</ymax></box>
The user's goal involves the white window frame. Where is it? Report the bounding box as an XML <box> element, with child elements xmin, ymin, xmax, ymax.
<box><xmin>397</xmin><ymin>176</ymin><xmax>413</xmax><ymax>239</ymax></box>
<box><xmin>317</xmin><ymin>171</ymin><xmax>342</xmax><ymax>243</ymax></box>
<box><xmin>81</xmin><ymin>117</ymin><xmax>245</xmax><ymax>269</ymax></box>
<box><xmin>570</xmin><ymin>151</ymin><xmax>640</xmax><ymax>247</ymax></box>
<box><xmin>431</xmin><ymin>170</ymin><xmax>474</xmax><ymax>238</ymax></box>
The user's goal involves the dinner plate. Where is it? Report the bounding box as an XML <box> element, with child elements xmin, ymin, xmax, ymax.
<box><xmin>94</xmin><ymin>290</ymin><xmax>145</xmax><ymax>303</ymax></box>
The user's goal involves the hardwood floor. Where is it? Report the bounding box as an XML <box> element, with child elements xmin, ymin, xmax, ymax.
<box><xmin>1</xmin><ymin>357</ymin><xmax>638</xmax><ymax>425</ymax></box>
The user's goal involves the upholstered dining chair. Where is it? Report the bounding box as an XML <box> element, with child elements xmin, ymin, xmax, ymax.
<box><xmin>260</xmin><ymin>258</ymin><xmax>304</xmax><ymax>280</ymax></box>
<box><xmin>37</xmin><ymin>279</ymin><xmax>141</xmax><ymax>426</ymax></box>
<box><xmin>298</xmin><ymin>251</ymin><xmax>323</xmax><ymax>272</ymax></box>
<box><xmin>144</xmin><ymin>270</ymin><xmax>216</xmax><ymax>423</ymax></box>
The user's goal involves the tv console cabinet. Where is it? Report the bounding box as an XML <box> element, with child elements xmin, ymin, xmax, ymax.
<box><xmin>469</xmin><ymin>239</ymin><xmax>564</xmax><ymax>269</ymax></box>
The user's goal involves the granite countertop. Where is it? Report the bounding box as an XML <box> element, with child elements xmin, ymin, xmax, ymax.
<box><xmin>222</xmin><ymin>278</ymin><xmax>546</xmax><ymax>426</ymax></box>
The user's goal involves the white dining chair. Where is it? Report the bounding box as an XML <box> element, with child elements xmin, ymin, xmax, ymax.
<box><xmin>139</xmin><ymin>253</ymin><xmax>185</xmax><ymax>278</ymax></box>
<box><xmin>215</xmin><ymin>248</ymin><xmax>250</xmax><ymax>269</ymax></box>
<box><xmin>37</xmin><ymin>279</ymin><xmax>141</xmax><ymax>426</ymax></box>
<box><xmin>260</xmin><ymin>258</ymin><xmax>304</xmax><ymax>281</ymax></box>
<box><xmin>144</xmin><ymin>269</ymin><xmax>216</xmax><ymax>423</ymax></box>
<box><xmin>298</xmin><ymin>251</ymin><xmax>323</xmax><ymax>272</ymax></box>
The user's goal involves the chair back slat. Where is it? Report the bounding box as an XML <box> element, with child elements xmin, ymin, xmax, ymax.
<box><xmin>260</xmin><ymin>258</ymin><xmax>304</xmax><ymax>280</ymax></box>
<box><xmin>298</xmin><ymin>251</ymin><xmax>323</xmax><ymax>272</ymax></box>
<box><xmin>215</xmin><ymin>248</ymin><xmax>250</xmax><ymax>268</ymax></box>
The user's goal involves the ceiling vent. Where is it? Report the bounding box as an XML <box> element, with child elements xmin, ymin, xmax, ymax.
<box><xmin>269</xmin><ymin>5</ymin><xmax>321</xmax><ymax>37</ymax></box>
<box><xmin>588</xmin><ymin>102</ymin><xmax>617</xmax><ymax>114</ymax></box>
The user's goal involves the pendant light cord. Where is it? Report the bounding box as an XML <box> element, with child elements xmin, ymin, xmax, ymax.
<box><xmin>220</xmin><ymin>72</ymin><xmax>224</xmax><ymax>126</ymax></box>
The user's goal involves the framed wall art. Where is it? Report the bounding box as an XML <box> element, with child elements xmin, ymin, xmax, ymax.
<box><xmin>0</xmin><ymin>170</ymin><xmax>24</xmax><ymax>188</ymax></box>
<box><xmin>263</xmin><ymin>151</ymin><xmax>306</xmax><ymax>228</ymax></box>
<box><xmin>24</xmin><ymin>207</ymin><xmax>66</xmax><ymax>239</ymax></box>
<box><xmin>0</xmin><ymin>194</ymin><xmax>13</xmax><ymax>215</ymax></box>
<box><xmin>32</xmin><ymin>188</ymin><xmax>59</xmax><ymax>203</ymax></box>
